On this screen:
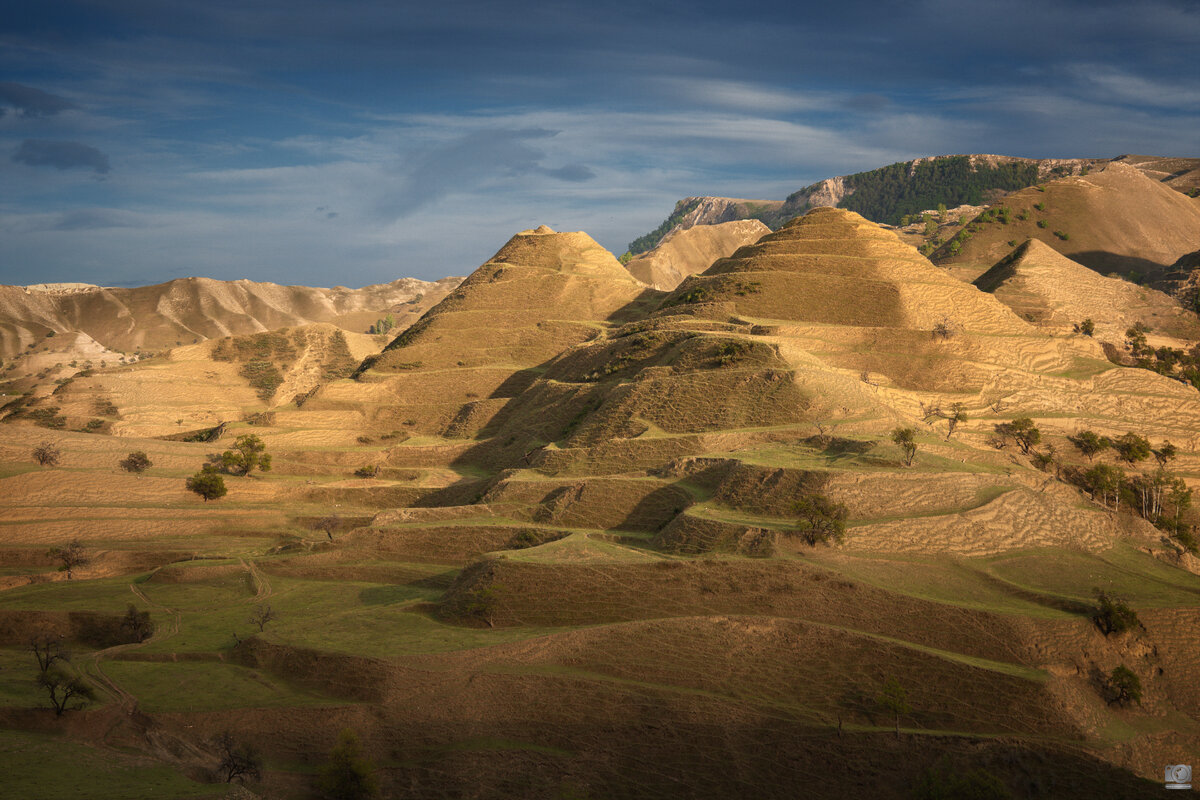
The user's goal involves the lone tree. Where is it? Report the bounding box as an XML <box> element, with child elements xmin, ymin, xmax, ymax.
<box><xmin>219</xmin><ymin>434</ymin><xmax>272</xmax><ymax>476</ymax></box>
<box><xmin>186</xmin><ymin>466</ymin><xmax>228</xmax><ymax>502</ymax></box>
<box><xmin>32</xmin><ymin>441</ymin><xmax>61</xmax><ymax>467</ymax></box>
<box><xmin>214</xmin><ymin>731</ymin><xmax>263</xmax><ymax>784</ymax></box>
<box><xmin>315</xmin><ymin>728</ymin><xmax>379</xmax><ymax>800</ymax></box>
<box><xmin>1153</xmin><ymin>441</ymin><xmax>1178</xmax><ymax>468</ymax></box>
<box><xmin>38</xmin><ymin>664</ymin><xmax>95</xmax><ymax>717</ymax></box>
<box><xmin>1093</xmin><ymin>589</ymin><xmax>1139</xmax><ymax>636</ymax></box>
<box><xmin>118</xmin><ymin>451</ymin><xmax>152</xmax><ymax>474</ymax></box>
<box><xmin>891</xmin><ymin>427</ymin><xmax>918</xmax><ymax>466</ymax></box>
<box><xmin>313</xmin><ymin>514</ymin><xmax>341</xmax><ymax>542</ymax></box>
<box><xmin>995</xmin><ymin>418</ymin><xmax>1040</xmax><ymax>454</ymax></box>
<box><xmin>249</xmin><ymin>603</ymin><xmax>277</xmax><ymax>632</ymax></box>
<box><xmin>945</xmin><ymin>403</ymin><xmax>967</xmax><ymax>438</ymax></box>
<box><xmin>1113</xmin><ymin>432</ymin><xmax>1151</xmax><ymax>466</ymax></box>
<box><xmin>792</xmin><ymin>494</ymin><xmax>849</xmax><ymax>546</ymax></box>
<box><xmin>876</xmin><ymin>676</ymin><xmax>911</xmax><ymax>739</ymax></box>
<box><xmin>47</xmin><ymin>539</ymin><xmax>89</xmax><ymax>579</ymax></box>
<box><xmin>120</xmin><ymin>604</ymin><xmax>154</xmax><ymax>643</ymax></box>
<box><xmin>1077</xmin><ymin>318</ymin><xmax>1096</xmax><ymax>336</ymax></box>
<box><xmin>1106</xmin><ymin>665</ymin><xmax>1143</xmax><ymax>706</ymax></box>
<box><xmin>1068</xmin><ymin>430</ymin><xmax>1111</xmax><ymax>462</ymax></box>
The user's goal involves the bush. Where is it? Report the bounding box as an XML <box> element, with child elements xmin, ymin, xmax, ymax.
<box><xmin>354</xmin><ymin>465</ymin><xmax>380</xmax><ymax>479</ymax></box>
<box><xmin>1105</xmin><ymin>665</ymin><xmax>1142</xmax><ymax>706</ymax></box>
<box><xmin>119</xmin><ymin>451</ymin><xmax>152</xmax><ymax>474</ymax></box>
<box><xmin>315</xmin><ymin>729</ymin><xmax>378</xmax><ymax>800</ymax></box>
<box><xmin>1077</xmin><ymin>318</ymin><xmax>1095</xmax><ymax>336</ymax></box>
<box><xmin>32</xmin><ymin>441</ymin><xmax>61</xmax><ymax>467</ymax></box>
<box><xmin>1093</xmin><ymin>590</ymin><xmax>1139</xmax><ymax>635</ymax></box>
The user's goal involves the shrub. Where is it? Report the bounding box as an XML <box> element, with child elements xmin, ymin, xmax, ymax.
<box><xmin>354</xmin><ymin>465</ymin><xmax>380</xmax><ymax>478</ymax></box>
<box><xmin>1077</xmin><ymin>318</ymin><xmax>1095</xmax><ymax>336</ymax></box>
<box><xmin>315</xmin><ymin>729</ymin><xmax>379</xmax><ymax>799</ymax></box>
<box><xmin>1105</xmin><ymin>665</ymin><xmax>1142</xmax><ymax>706</ymax></box>
<box><xmin>1036</xmin><ymin>219</ymin><xmax>1048</xmax><ymax>229</ymax></box>
<box><xmin>32</xmin><ymin>441</ymin><xmax>61</xmax><ymax>467</ymax></box>
<box><xmin>1093</xmin><ymin>590</ymin><xmax>1139</xmax><ymax>635</ymax></box>
<box><xmin>119</xmin><ymin>451</ymin><xmax>152</xmax><ymax>474</ymax></box>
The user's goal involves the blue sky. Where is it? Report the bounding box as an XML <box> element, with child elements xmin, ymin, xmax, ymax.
<box><xmin>1</xmin><ymin>0</ymin><xmax>1197</xmax><ymax>288</ymax></box>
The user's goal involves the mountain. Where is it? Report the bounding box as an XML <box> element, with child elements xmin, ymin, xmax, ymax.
<box><xmin>932</xmin><ymin>162</ymin><xmax>1200</xmax><ymax>279</ymax></box>
<box><xmin>0</xmin><ymin>274</ymin><xmax>459</xmax><ymax>361</ymax></box>
<box><xmin>623</xmin><ymin>219</ymin><xmax>770</xmax><ymax>290</ymax></box>
<box><xmin>628</xmin><ymin>154</ymin><xmax>1200</xmax><ymax>256</ymax></box>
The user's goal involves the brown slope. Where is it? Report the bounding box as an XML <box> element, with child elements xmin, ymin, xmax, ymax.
<box><xmin>974</xmin><ymin>239</ymin><xmax>1200</xmax><ymax>346</ymax></box>
<box><xmin>624</xmin><ymin>219</ymin><xmax>770</xmax><ymax>290</ymax></box>
<box><xmin>0</xmin><ymin>275</ymin><xmax>459</xmax><ymax>360</ymax></box>
<box><xmin>932</xmin><ymin>162</ymin><xmax>1200</xmax><ymax>280</ymax></box>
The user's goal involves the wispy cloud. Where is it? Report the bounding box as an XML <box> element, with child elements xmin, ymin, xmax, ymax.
<box><xmin>11</xmin><ymin>140</ymin><xmax>110</xmax><ymax>174</ymax></box>
<box><xmin>0</xmin><ymin>82</ymin><xmax>77</xmax><ymax>117</ymax></box>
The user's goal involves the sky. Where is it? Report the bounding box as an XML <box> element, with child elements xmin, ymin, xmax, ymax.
<box><xmin>1</xmin><ymin>0</ymin><xmax>1197</xmax><ymax>289</ymax></box>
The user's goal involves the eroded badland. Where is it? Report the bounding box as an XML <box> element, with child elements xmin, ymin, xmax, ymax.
<box><xmin>1</xmin><ymin>159</ymin><xmax>1200</xmax><ymax>798</ymax></box>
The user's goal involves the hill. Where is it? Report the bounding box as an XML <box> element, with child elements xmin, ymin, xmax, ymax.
<box><xmin>0</xmin><ymin>210</ymin><xmax>1199</xmax><ymax>798</ymax></box>
<box><xmin>0</xmin><ymin>274</ymin><xmax>459</xmax><ymax>361</ymax></box>
<box><xmin>931</xmin><ymin>162</ymin><xmax>1200</xmax><ymax>280</ymax></box>
<box><xmin>627</xmin><ymin>154</ymin><xmax>1200</xmax><ymax>256</ymax></box>
<box><xmin>624</xmin><ymin>219</ymin><xmax>770</xmax><ymax>290</ymax></box>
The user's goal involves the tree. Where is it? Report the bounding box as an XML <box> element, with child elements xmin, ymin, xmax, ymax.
<box><xmin>29</xmin><ymin>635</ymin><xmax>68</xmax><ymax>673</ymax></box>
<box><xmin>1153</xmin><ymin>441</ymin><xmax>1177</xmax><ymax>468</ymax></box>
<box><xmin>1078</xmin><ymin>318</ymin><xmax>1095</xmax><ymax>336</ymax></box>
<box><xmin>186</xmin><ymin>466</ymin><xmax>228</xmax><ymax>502</ymax></box>
<box><xmin>1093</xmin><ymin>590</ymin><xmax>1139</xmax><ymax>636</ymax></box>
<box><xmin>249</xmin><ymin>604</ymin><xmax>277</xmax><ymax>632</ymax></box>
<box><xmin>313</xmin><ymin>514</ymin><xmax>341</xmax><ymax>542</ymax></box>
<box><xmin>876</xmin><ymin>676</ymin><xmax>911</xmax><ymax>739</ymax></box>
<box><xmin>118</xmin><ymin>451</ymin><xmax>152</xmax><ymax>474</ymax></box>
<box><xmin>214</xmin><ymin>731</ymin><xmax>263</xmax><ymax>784</ymax></box>
<box><xmin>32</xmin><ymin>441</ymin><xmax>61</xmax><ymax>467</ymax></box>
<box><xmin>945</xmin><ymin>403</ymin><xmax>967</xmax><ymax>438</ymax></box>
<box><xmin>38</xmin><ymin>665</ymin><xmax>95</xmax><ymax>717</ymax></box>
<box><xmin>218</xmin><ymin>434</ymin><xmax>272</xmax><ymax>477</ymax></box>
<box><xmin>994</xmin><ymin>418</ymin><xmax>1040</xmax><ymax>454</ymax></box>
<box><xmin>1106</xmin><ymin>665</ymin><xmax>1142</xmax><ymax>706</ymax></box>
<box><xmin>120</xmin><ymin>604</ymin><xmax>154</xmax><ymax>642</ymax></box>
<box><xmin>891</xmin><ymin>427</ymin><xmax>918</xmax><ymax>466</ymax></box>
<box><xmin>47</xmin><ymin>539</ymin><xmax>89</xmax><ymax>579</ymax></box>
<box><xmin>792</xmin><ymin>494</ymin><xmax>849</xmax><ymax>546</ymax></box>
<box><xmin>1084</xmin><ymin>463</ymin><xmax>1124</xmax><ymax>510</ymax></box>
<box><xmin>1113</xmin><ymin>432</ymin><xmax>1151</xmax><ymax>466</ymax></box>
<box><xmin>1068</xmin><ymin>430</ymin><xmax>1111</xmax><ymax>462</ymax></box>
<box><xmin>315</xmin><ymin>728</ymin><xmax>378</xmax><ymax>800</ymax></box>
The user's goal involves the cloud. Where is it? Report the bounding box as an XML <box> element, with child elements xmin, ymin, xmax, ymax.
<box><xmin>12</xmin><ymin>140</ymin><xmax>111</xmax><ymax>174</ymax></box>
<box><xmin>0</xmin><ymin>82</ymin><xmax>77</xmax><ymax>117</ymax></box>
<box><xmin>376</xmin><ymin>127</ymin><xmax>595</xmax><ymax>219</ymax></box>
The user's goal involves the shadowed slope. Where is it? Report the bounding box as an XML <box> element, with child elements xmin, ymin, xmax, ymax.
<box><xmin>625</xmin><ymin>220</ymin><xmax>770</xmax><ymax>290</ymax></box>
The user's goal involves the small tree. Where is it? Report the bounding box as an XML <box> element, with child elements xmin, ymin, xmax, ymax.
<box><xmin>1113</xmin><ymin>432</ymin><xmax>1151</xmax><ymax>466</ymax></box>
<box><xmin>792</xmin><ymin>494</ymin><xmax>849</xmax><ymax>546</ymax></box>
<box><xmin>219</xmin><ymin>434</ymin><xmax>272</xmax><ymax>477</ymax></box>
<box><xmin>1153</xmin><ymin>441</ymin><xmax>1177</xmax><ymax>468</ymax></box>
<box><xmin>1084</xmin><ymin>463</ymin><xmax>1124</xmax><ymax>509</ymax></box>
<box><xmin>38</xmin><ymin>665</ymin><xmax>95</xmax><ymax>717</ymax></box>
<box><xmin>32</xmin><ymin>441</ymin><xmax>61</xmax><ymax>467</ymax></box>
<box><xmin>249</xmin><ymin>604</ymin><xmax>277</xmax><ymax>632</ymax></box>
<box><xmin>119</xmin><ymin>451</ymin><xmax>152</xmax><ymax>474</ymax></box>
<box><xmin>945</xmin><ymin>403</ymin><xmax>967</xmax><ymax>438</ymax></box>
<box><xmin>30</xmin><ymin>635</ymin><xmax>69</xmax><ymax>673</ymax></box>
<box><xmin>994</xmin><ymin>418</ymin><xmax>1040</xmax><ymax>454</ymax></box>
<box><xmin>120</xmin><ymin>604</ymin><xmax>153</xmax><ymax>643</ymax></box>
<box><xmin>313</xmin><ymin>514</ymin><xmax>341</xmax><ymax>541</ymax></box>
<box><xmin>1106</xmin><ymin>665</ymin><xmax>1142</xmax><ymax>706</ymax></box>
<box><xmin>1093</xmin><ymin>590</ymin><xmax>1139</xmax><ymax>636</ymax></box>
<box><xmin>186</xmin><ymin>466</ymin><xmax>228</xmax><ymax>502</ymax></box>
<box><xmin>214</xmin><ymin>731</ymin><xmax>263</xmax><ymax>784</ymax></box>
<box><xmin>47</xmin><ymin>539</ymin><xmax>89</xmax><ymax>579</ymax></box>
<box><xmin>315</xmin><ymin>728</ymin><xmax>379</xmax><ymax>800</ymax></box>
<box><xmin>1078</xmin><ymin>318</ymin><xmax>1095</xmax><ymax>336</ymax></box>
<box><xmin>876</xmin><ymin>676</ymin><xmax>911</xmax><ymax>739</ymax></box>
<box><xmin>891</xmin><ymin>427</ymin><xmax>918</xmax><ymax>466</ymax></box>
<box><xmin>1068</xmin><ymin>430</ymin><xmax>1111</xmax><ymax>462</ymax></box>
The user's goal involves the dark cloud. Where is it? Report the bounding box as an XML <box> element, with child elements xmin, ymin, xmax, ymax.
<box><xmin>0</xmin><ymin>82</ymin><xmax>78</xmax><ymax>117</ymax></box>
<box><xmin>378</xmin><ymin>128</ymin><xmax>594</xmax><ymax>218</ymax></box>
<box><xmin>12</xmin><ymin>140</ymin><xmax>111</xmax><ymax>174</ymax></box>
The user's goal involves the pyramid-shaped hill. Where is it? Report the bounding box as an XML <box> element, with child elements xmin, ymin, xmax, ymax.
<box><xmin>932</xmin><ymin>162</ymin><xmax>1200</xmax><ymax>280</ymax></box>
<box><xmin>311</xmin><ymin>226</ymin><xmax>650</xmax><ymax>437</ymax></box>
<box><xmin>975</xmin><ymin>239</ymin><xmax>1200</xmax><ymax>346</ymax></box>
<box><xmin>648</xmin><ymin>207</ymin><xmax>1110</xmax><ymax>393</ymax></box>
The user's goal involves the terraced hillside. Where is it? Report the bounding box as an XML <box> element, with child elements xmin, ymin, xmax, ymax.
<box><xmin>0</xmin><ymin>209</ymin><xmax>1198</xmax><ymax>799</ymax></box>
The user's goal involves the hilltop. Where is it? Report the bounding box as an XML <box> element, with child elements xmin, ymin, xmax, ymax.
<box><xmin>624</xmin><ymin>219</ymin><xmax>770</xmax><ymax>290</ymax></box>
